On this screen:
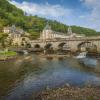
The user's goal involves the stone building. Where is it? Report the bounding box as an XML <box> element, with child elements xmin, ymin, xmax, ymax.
<box><xmin>3</xmin><ymin>25</ymin><xmax>29</xmax><ymax>46</ymax></box>
<box><xmin>40</xmin><ymin>23</ymin><xmax>53</xmax><ymax>40</ymax></box>
<box><xmin>67</xmin><ymin>26</ymin><xmax>85</xmax><ymax>38</ymax></box>
<box><xmin>40</xmin><ymin>23</ymin><xmax>85</xmax><ymax>41</ymax></box>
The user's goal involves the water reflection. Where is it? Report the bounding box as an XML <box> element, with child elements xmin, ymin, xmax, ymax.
<box><xmin>0</xmin><ymin>54</ymin><xmax>100</xmax><ymax>100</ymax></box>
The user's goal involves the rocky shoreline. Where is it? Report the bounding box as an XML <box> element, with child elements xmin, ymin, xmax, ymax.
<box><xmin>34</xmin><ymin>85</ymin><xmax>100</xmax><ymax>100</ymax></box>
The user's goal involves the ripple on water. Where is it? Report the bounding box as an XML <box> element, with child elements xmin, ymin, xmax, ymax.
<box><xmin>0</xmin><ymin>55</ymin><xmax>100</xmax><ymax>99</ymax></box>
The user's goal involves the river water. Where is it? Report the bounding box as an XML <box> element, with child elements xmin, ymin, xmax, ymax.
<box><xmin>0</xmin><ymin>54</ymin><xmax>100</xmax><ymax>100</ymax></box>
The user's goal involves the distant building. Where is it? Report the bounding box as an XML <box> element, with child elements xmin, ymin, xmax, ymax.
<box><xmin>40</xmin><ymin>23</ymin><xmax>85</xmax><ymax>40</ymax></box>
<box><xmin>67</xmin><ymin>26</ymin><xmax>73</xmax><ymax>35</ymax></box>
<box><xmin>40</xmin><ymin>23</ymin><xmax>53</xmax><ymax>40</ymax></box>
<box><xmin>67</xmin><ymin>26</ymin><xmax>85</xmax><ymax>38</ymax></box>
<box><xmin>3</xmin><ymin>27</ymin><xmax>11</xmax><ymax>34</ymax></box>
<box><xmin>3</xmin><ymin>25</ymin><xmax>24</xmax><ymax>35</ymax></box>
<box><xmin>3</xmin><ymin>25</ymin><xmax>29</xmax><ymax>46</ymax></box>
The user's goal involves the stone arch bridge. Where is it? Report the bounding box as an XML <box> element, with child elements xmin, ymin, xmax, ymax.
<box><xmin>30</xmin><ymin>37</ymin><xmax>100</xmax><ymax>52</ymax></box>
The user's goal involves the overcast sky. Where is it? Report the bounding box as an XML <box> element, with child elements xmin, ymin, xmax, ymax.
<box><xmin>9</xmin><ymin>0</ymin><xmax>100</xmax><ymax>31</ymax></box>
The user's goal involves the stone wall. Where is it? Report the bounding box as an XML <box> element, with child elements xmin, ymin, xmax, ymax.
<box><xmin>30</xmin><ymin>39</ymin><xmax>100</xmax><ymax>52</ymax></box>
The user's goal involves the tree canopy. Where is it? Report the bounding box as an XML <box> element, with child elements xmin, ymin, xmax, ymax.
<box><xmin>0</xmin><ymin>0</ymin><xmax>100</xmax><ymax>39</ymax></box>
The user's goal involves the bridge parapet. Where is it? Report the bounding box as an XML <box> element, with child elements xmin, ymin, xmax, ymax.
<box><xmin>30</xmin><ymin>37</ymin><xmax>100</xmax><ymax>43</ymax></box>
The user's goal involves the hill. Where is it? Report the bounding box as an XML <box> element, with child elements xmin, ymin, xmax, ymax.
<box><xmin>0</xmin><ymin>0</ymin><xmax>100</xmax><ymax>39</ymax></box>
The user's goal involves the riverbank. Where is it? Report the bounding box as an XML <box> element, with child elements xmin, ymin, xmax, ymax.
<box><xmin>0</xmin><ymin>51</ymin><xmax>17</xmax><ymax>61</ymax></box>
<box><xmin>34</xmin><ymin>85</ymin><xmax>100</xmax><ymax>100</ymax></box>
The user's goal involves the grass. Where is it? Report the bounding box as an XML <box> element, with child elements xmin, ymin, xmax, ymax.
<box><xmin>0</xmin><ymin>51</ymin><xmax>17</xmax><ymax>57</ymax></box>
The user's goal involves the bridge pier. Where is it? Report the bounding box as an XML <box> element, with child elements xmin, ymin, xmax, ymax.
<box><xmin>93</xmin><ymin>40</ymin><xmax>100</xmax><ymax>52</ymax></box>
<box><xmin>68</xmin><ymin>41</ymin><xmax>79</xmax><ymax>52</ymax></box>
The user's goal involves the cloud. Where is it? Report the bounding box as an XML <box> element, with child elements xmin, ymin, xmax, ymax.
<box><xmin>9</xmin><ymin>0</ymin><xmax>100</xmax><ymax>31</ymax></box>
<box><xmin>81</xmin><ymin>0</ymin><xmax>99</xmax><ymax>7</ymax></box>
<box><xmin>79</xmin><ymin>15</ymin><xmax>86</xmax><ymax>18</ymax></box>
<box><xmin>9</xmin><ymin>0</ymin><xmax>71</xmax><ymax>19</ymax></box>
<box><xmin>80</xmin><ymin>0</ymin><xmax>100</xmax><ymax>31</ymax></box>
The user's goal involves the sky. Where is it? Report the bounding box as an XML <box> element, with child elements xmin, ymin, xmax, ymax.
<box><xmin>9</xmin><ymin>0</ymin><xmax>100</xmax><ymax>31</ymax></box>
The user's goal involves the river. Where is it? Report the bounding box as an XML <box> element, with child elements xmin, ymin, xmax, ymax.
<box><xmin>0</xmin><ymin>54</ymin><xmax>100</xmax><ymax>100</ymax></box>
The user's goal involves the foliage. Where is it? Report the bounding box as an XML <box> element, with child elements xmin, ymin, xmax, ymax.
<box><xmin>0</xmin><ymin>0</ymin><xmax>100</xmax><ymax>39</ymax></box>
<box><xmin>0</xmin><ymin>51</ymin><xmax>17</xmax><ymax>56</ymax></box>
<box><xmin>71</xmin><ymin>26</ymin><xmax>99</xmax><ymax>36</ymax></box>
<box><xmin>0</xmin><ymin>33</ymin><xmax>8</xmax><ymax>48</ymax></box>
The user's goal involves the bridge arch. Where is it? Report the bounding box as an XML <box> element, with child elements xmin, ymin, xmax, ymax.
<box><xmin>58</xmin><ymin>42</ymin><xmax>69</xmax><ymax>50</ymax></box>
<box><xmin>25</xmin><ymin>43</ymin><xmax>31</xmax><ymax>48</ymax></box>
<box><xmin>77</xmin><ymin>41</ymin><xmax>97</xmax><ymax>52</ymax></box>
<box><xmin>58</xmin><ymin>42</ymin><xmax>66</xmax><ymax>48</ymax></box>
<box><xmin>34</xmin><ymin>44</ymin><xmax>41</xmax><ymax>48</ymax></box>
<box><xmin>44</xmin><ymin>43</ymin><xmax>54</xmax><ymax>54</ymax></box>
<box><xmin>44</xmin><ymin>43</ymin><xmax>53</xmax><ymax>49</ymax></box>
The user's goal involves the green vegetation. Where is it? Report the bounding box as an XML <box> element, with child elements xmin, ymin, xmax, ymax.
<box><xmin>0</xmin><ymin>33</ymin><xmax>8</xmax><ymax>48</ymax></box>
<box><xmin>71</xmin><ymin>26</ymin><xmax>100</xmax><ymax>36</ymax></box>
<box><xmin>0</xmin><ymin>51</ymin><xmax>17</xmax><ymax>57</ymax></box>
<box><xmin>0</xmin><ymin>0</ymin><xmax>100</xmax><ymax>39</ymax></box>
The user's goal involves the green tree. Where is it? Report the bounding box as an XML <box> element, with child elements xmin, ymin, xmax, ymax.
<box><xmin>0</xmin><ymin>33</ymin><xmax>8</xmax><ymax>48</ymax></box>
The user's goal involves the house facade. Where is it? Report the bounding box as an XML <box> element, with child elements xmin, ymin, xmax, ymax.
<box><xmin>3</xmin><ymin>25</ymin><xmax>29</xmax><ymax>46</ymax></box>
<box><xmin>40</xmin><ymin>23</ymin><xmax>85</xmax><ymax>40</ymax></box>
